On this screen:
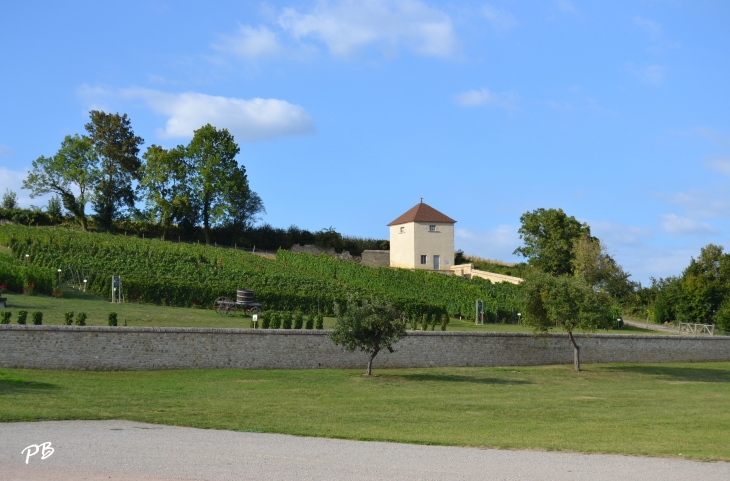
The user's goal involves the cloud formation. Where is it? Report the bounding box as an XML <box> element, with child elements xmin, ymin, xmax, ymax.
<box><xmin>214</xmin><ymin>25</ymin><xmax>283</xmax><ymax>59</ymax></box>
<box><xmin>215</xmin><ymin>0</ymin><xmax>458</xmax><ymax>60</ymax></box>
<box><xmin>659</xmin><ymin>214</ymin><xmax>717</xmax><ymax>237</ymax></box>
<box><xmin>455</xmin><ymin>88</ymin><xmax>518</xmax><ymax>110</ymax></box>
<box><xmin>80</xmin><ymin>87</ymin><xmax>316</xmax><ymax>142</ymax></box>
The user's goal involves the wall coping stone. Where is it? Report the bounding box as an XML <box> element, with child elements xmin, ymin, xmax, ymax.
<box><xmin>1</xmin><ymin>324</ymin><xmax>726</xmax><ymax>341</ymax></box>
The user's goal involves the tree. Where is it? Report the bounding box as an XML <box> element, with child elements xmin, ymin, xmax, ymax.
<box><xmin>224</xmin><ymin>164</ymin><xmax>265</xmax><ymax>241</ymax></box>
<box><xmin>138</xmin><ymin>144</ymin><xmax>192</xmax><ymax>240</ymax></box>
<box><xmin>330</xmin><ymin>297</ymin><xmax>407</xmax><ymax>376</ymax></box>
<box><xmin>46</xmin><ymin>196</ymin><xmax>63</xmax><ymax>223</ymax></box>
<box><xmin>1</xmin><ymin>189</ymin><xmax>18</xmax><ymax>209</ymax></box>
<box><xmin>522</xmin><ymin>271</ymin><xmax>612</xmax><ymax>371</ymax></box>
<box><xmin>22</xmin><ymin>134</ymin><xmax>98</xmax><ymax>231</ymax></box>
<box><xmin>571</xmin><ymin>235</ymin><xmax>634</xmax><ymax>300</ymax></box>
<box><xmin>514</xmin><ymin>208</ymin><xmax>591</xmax><ymax>276</ymax></box>
<box><xmin>187</xmin><ymin>124</ymin><xmax>240</xmax><ymax>244</ymax></box>
<box><xmin>85</xmin><ymin>111</ymin><xmax>144</xmax><ymax>230</ymax></box>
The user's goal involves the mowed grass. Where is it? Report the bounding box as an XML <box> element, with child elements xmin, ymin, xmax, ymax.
<box><xmin>0</xmin><ymin>289</ymin><xmax>660</xmax><ymax>334</ymax></box>
<box><xmin>1</xmin><ymin>363</ymin><xmax>729</xmax><ymax>460</ymax></box>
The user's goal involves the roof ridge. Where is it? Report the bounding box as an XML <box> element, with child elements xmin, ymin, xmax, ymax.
<box><xmin>387</xmin><ymin>202</ymin><xmax>456</xmax><ymax>226</ymax></box>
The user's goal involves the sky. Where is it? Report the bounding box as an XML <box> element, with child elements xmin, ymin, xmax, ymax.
<box><xmin>1</xmin><ymin>0</ymin><xmax>728</xmax><ymax>284</ymax></box>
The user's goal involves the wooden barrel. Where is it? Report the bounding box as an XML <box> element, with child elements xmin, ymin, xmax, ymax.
<box><xmin>237</xmin><ymin>289</ymin><xmax>254</xmax><ymax>303</ymax></box>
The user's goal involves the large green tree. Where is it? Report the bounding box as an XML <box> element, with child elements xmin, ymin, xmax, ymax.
<box><xmin>22</xmin><ymin>134</ymin><xmax>99</xmax><ymax>230</ymax></box>
<box><xmin>571</xmin><ymin>235</ymin><xmax>634</xmax><ymax>300</ymax></box>
<box><xmin>224</xmin><ymin>164</ymin><xmax>265</xmax><ymax>241</ymax></box>
<box><xmin>138</xmin><ymin>144</ymin><xmax>192</xmax><ymax>240</ymax></box>
<box><xmin>330</xmin><ymin>297</ymin><xmax>407</xmax><ymax>376</ymax></box>
<box><xmin>85</xmin><ymin>111</ymin><xmax>144</xmax><ymax>230</ymax></box>
<box><xmin>514</xmin><ymin>208</ymin><xmax>591</xmax><ymax>276</ymax></box>
<box><xmin>187</xmin><ymin>124</ymin><xmax>240</xmax><ymax>244</ymax></box>
<box><xmin>522</xmin><ymin>271</ymin><xmax>613</xmax><ymax>371</ymax></box>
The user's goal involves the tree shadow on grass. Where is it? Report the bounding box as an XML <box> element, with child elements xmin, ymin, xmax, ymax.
<box><xmin>608</xmin><ymin>365</ymin><xmax>730</xmax><ymax>383</ymax></box>
<box><xmin>397</xmin><ymin>373</ymin><xmax>531</xmax><ymax>385</ymax></box>
<box><xmin>0</xmin><ymin>378</ymin><xmax>58</xmax><ymax>395</ymax></box>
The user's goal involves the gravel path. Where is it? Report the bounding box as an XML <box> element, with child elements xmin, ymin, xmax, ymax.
<box><xmin>2</xmin><ymin>420</ymin><xmax>727</xmax><ymax>481</ymax></box>
<box><xmin>623</xmin><ymin>318</ymin><xmax>680</xmax><ymax>334</ymax></box>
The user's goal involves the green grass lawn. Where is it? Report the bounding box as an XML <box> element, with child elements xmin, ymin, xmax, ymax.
<box><xmin>0</xmin><ymin>289</ymin><xmax>660</xmax><ymax>334</ymax></box>
<box><xmin>1</xmin><ymin>363</ymin><xmax>728</xmax><ymax>460</ymax></box>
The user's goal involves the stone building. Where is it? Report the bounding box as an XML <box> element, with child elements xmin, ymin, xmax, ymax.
<box><xmin>387</xmin><ymin>201</ymin><xmax>456</xmax><ymax>271</ymax></box>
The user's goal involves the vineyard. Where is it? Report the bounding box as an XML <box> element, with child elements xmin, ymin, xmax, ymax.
<box><xmin>0</xmin><ymin>225</ymin><xmax>522</xmax><ymax>319</ymax></box>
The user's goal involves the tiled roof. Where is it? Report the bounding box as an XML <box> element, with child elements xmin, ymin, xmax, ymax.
<box><xmin>387</xmin><ymin>202</ymin><xmax>456</xmax><ymax>226</ymax></box>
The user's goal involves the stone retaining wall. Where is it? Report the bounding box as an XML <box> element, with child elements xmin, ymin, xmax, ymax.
<box><xmin>1</xmin><ymin>325</ymin><xmax>729</xmax><ymax>371</ymax></box>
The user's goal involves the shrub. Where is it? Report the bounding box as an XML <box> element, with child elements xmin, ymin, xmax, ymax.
<box><xmin>1</xmin><ymin>311</ymin><xmax>11</xmax><ymax>324</ymax></box>
<box><xmin>282</xmin><ymin>311</ymin><xmax>292</xmax><ymax>329</ymax></box>
<box><xmin>421</xmin><ymin>315</ymin><xmax>429</xmax><ymax>331</ymax></box>
<box><xmin>294</xmin><ymin>311</ymin><xmax>304</xmax><ymax>329</ymax></box>
<box><xmin>315</xmin><ymin>313</ymin><xmax>324</xmax><ymax>330</ymax></box>
<box><xmin>108</xmin><ymin>312</ymin><xmax>118</xmax><ymax>327</ymax></box>
<box><xmin>270</xmin><ymin>312</ymin><xmax>281</xmax><ymax>329</ymax></box>
<box><xmin>261</xmin><ymin>311</ymin><xmax>271</xmax><ymax>329</ymax></box>
<box><xmin>305</xmin><ymin>314</ymin><xmax>314</xmax><ymax>330</ymax></box>
<box><xmin>17</xmin><ymin>310</ymin><xmax>27</xmax><ymax>325</ymax></box>
<box><xmin>75</xmin><ymin>312</ymin><xmax>87</xmax><ymax>326</ymax></box>
<box><xmin>429</xmin><ymin>314</ymin><xmax>436</xmax><ymax>331</ymax></box>
<box><xmin>440</xmin><ymin>315</ymin><xmax>450</xmax><ymax>331</ymax></box>
<box><xmin>63</xmin><ymin>311</ymin><xmax>74</xmax><ymax>325</ymax></box>
<box><xmin>32</xmin><ymin>311</ymin><xmax>43</xmax><ymax>325</ymax></box>
<box><xmin>409</xmin><ymin>314</ymin><xmax>418</xmax><ymax>331</ymax></box>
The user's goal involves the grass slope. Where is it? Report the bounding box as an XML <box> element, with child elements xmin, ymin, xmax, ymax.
<box><xmin>0</xmin><ymin>288</ymin><xmax>660</xmax><ymax>333</ymax></box>
<box><xmin>1</xmin><ymin>363</ymin><xmax>728</xmax><ymax>460</ymax></box>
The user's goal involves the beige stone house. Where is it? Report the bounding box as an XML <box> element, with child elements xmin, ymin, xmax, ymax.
<box><xmin>387</xmin><ymin>201</ymin><xmax>456</xmax><ymax>271</ymax></box>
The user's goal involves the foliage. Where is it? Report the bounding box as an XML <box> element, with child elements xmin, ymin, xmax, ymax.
<box><xmin>315</xmin><ymin>313</ymin><xmax>324</xmax><ymax>330</ymax></box>
<box><xmin>23</xmin><ymin>134</ymin><xmax>99</xmax><ymax>231</ymax></box>
<box><xmin>305</xmin><ymin>314</ymin><xmax>314</xmax><ymax>330</ymax></box>
<box><xmin>1</xmin><ymin>311</ymin><xmax>11</xmax><ymax>324</ymax></box>
<box><xmin>514</xmin><ymin>208</ymin><xmax>591</xmax><ymax>276</ymax></box>
<box><xmin>64</xmin><ymin>312</ymin><xmax>74</xmax><ymax>326</ymax></box>
<box><xmin>270</xmin><ymin>312</ymin><xmax>281</xmax><ymax>329</ymax></box>
<box><xmin>330</xmin><ymin>296</ymin><xmax>407</xmax><ymax>375</ymax></box>
<box><xmin>85</xmin><ymin>111</ymin><xmax>144</xmax><ymax>230</ymax></box>
<box><xmin>294</xmin><ymin>311</ymin><xmax>304</xmax><ymax>329</ymax></box>
<box><xmin>282</xmin><ymin>311</ymin><xmax>293</xmax><ymax>329</ymax></box>
<box><xmin>108</xmin><ymin>312</ymin><xmax>118</xmax><ymax>327</ymax></box>
<box><xmin>0</xmin><ymin>208</ymin><xmax>54</xmax><ymax>227</ymax></box>
<box><xmin>261</xmin><ymin>311</ymin><xmax>271</xmax><ymax>329</ymax></box>
<box><xmin>17</xmin><ymin>310</ymin><xmax>27</xmax><ymax>325</ymax></box>
<box><xmin>2</xmin><ymin>189</ymin><xmax>18</xmax><ymax>209</ymax></box>
<box><xmin>46</xmin><ymin>196</ymin><xmax>64</xmax><ymax>224</ymax></box>
<box><xmin>0</xmin><ymin>254</ymin><xmax>54</xmax><ymax>295</ymax></box>
<box><xmin>32</xmin><ymin>311</ymin><xmax>43</xmax><ymax>325</ymax></box>
<box><xmin>571</xmin><ymin>235</ymin><xmax>634</xmax><ymax>300</ymax></box>
<box><xmin>648</xmin><ymin>244</ymin><xmax>730</xmax><ymax>330</ymax></box>
<box><xmin>521</xmin><ymin>271</ymin><xmax>613</xmax><ymax>370</ymax></box>
<box><xmin>75</xmin><ymin>312</ymin><xmax>87</xmax><ymax>326</ymax></box>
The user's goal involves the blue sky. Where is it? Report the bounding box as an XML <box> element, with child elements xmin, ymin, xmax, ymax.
<box><xmin>1</xmin><ymin>1</ymin><xmax>728</xmax><ymax>284</ymax></box>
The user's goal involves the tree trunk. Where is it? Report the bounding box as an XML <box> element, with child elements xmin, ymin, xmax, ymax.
<box><xmin>366</xmin><ymin>348</ymin><xmax>379</xmax><ymax>376</ymax></box>
<box><xmin>567</xmin><ymin>331</ymin><xmax>581</xmax><ymax>371</ymax></box>
<box><xmin>79</xmin><ymin>215</ymin><xmax>88</xmax><ymax>232</ymax></box>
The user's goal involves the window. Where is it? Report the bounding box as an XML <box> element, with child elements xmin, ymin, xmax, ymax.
<box><xmin>429</xmin><ymin>225</ymin><xmax>436</xmax><ymax>231</ymax></box>
<box><xmin>420</xmin><ymin>255</ymin><xmax>427</xmax><ymax>264</ymax></box>
<box><xmin>400</xmin><ymin>226</ymin><xmax>405</xmax><ymax>233</ymax></box>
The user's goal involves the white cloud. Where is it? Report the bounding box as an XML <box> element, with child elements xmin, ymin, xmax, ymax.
<box><xmin>706</xmin><ymin>156</ymin><xmax>730</xmax><ymax>177</ymax></box>
<box><xmin>0</xmin><ymin>144</ymin><xmax>14</xmax><ymax>156</ymax></box>
<box><xmin>659</xmin><ymin>188</ymin><xmax>730</xmax><ymax>220</ymax></box>
<box><xmin>455</xmin><ymin>88</ymin><xmax>518</xmax><ymax>110</ymax></box>
<box><xmin>659</xmin><ymin>214</ymin><xmax>717</xmax><ymax>237</ymax></box>
<box><xmin>481</xmin><ymin>4</ymin><xmax>516</xmax><ymax>32</ymax></box>
<box><xmin>633</xmin><ymin>16</ymin><xmax>662</xmax><ymax>40</ymax></box>
<box><xmin>626</xmin><ymin>63</ymin><xmax>667</xmax><ymax>85</ymax></box>
<box><xmin>80</xmin><ymin>86</ymin><xmax>316</xmax><ymax>142</ymax></box>
<box><xmin>214</xmin><ymin>25</ymin><xmax>283</xmax><ymax>59</ymax></box>
<box><xmin>455</xmin><ymin>225</ymin><xmax>522</xmax><ymax>262</ymax></box>
<box><xmin>276</xmin><ymin>0</ymin><xmax>457</xmax><ymax>58</ymax></box>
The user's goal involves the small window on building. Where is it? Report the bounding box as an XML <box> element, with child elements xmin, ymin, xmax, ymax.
<box><xmin>420</xmin><ymin>255</ymin><xmax>427</xmax><ymax>264</ymax></box>
<box><xmin>429</xmin><ymin>225</ymin><xmax>436</xmax><ymax>231</ymax></box>
<box><xmin>400</xmin><ymin>226</ymin><xmax>405</xmax><ymax>233</ymax></box>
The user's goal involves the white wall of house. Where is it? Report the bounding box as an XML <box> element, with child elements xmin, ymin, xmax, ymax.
<box><xmin>389</xmin><ymin>221</ymin><xmax>454</xmax><ymax>270</ymax></box>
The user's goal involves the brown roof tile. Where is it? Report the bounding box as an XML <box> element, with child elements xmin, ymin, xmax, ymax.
<box><xmin>387</xmin><ymin>202</ymin><xmax>456</xmax><ymax>226</ymax></box>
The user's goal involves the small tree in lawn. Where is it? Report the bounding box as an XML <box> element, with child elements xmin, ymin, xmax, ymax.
<box><xmin>330</xmin><ymin>297</ymin><xmax>407</xmax><ymax>376</ymax></box>
<box><xmin>522</xmin><ymin>271</ymin><xmax>612</xmax><ymax>371</ymax></box>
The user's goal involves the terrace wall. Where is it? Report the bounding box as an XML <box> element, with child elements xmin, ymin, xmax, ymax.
<box><xmin>1</xmin><ymin>326</ymin><xmax>729</xmax><ymax>370</ymax></box>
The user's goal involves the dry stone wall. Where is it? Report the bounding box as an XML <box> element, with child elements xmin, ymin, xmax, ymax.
<box><xmin>1</xmin><ymin>325</ymin><xmax>729</xmax><ymax>371</ymax></box>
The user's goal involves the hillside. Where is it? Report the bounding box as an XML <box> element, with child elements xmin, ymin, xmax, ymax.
<box><xmin>0</xmin><ymin>226</ymin><xmax>521</xmax><ymax>319</ymax></box>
